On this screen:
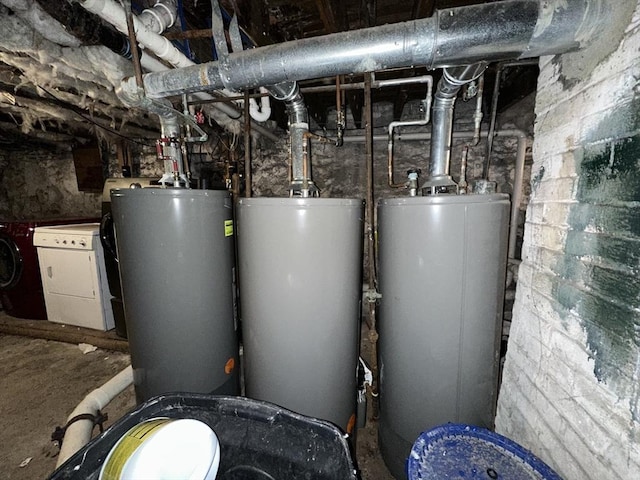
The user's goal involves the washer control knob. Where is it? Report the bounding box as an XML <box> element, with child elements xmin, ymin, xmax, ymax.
<box><xmin>79</xmin><ymin>239</ymin><xmax>87</xmax><ymax>247</ymax></box>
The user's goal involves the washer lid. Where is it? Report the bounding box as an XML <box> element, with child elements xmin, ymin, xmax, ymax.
<box><xmin>407</xmin><ymin>424</ymin><xmax>562</xmax><ymax>480</ymax></box>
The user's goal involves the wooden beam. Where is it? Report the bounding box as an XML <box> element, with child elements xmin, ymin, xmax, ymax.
<box><xmin>165</xmin><ymin>28</ymin><xmax>213</xmax><ymax>40</ymax></box>
<box><xmin>412</xmin><ymin>0</ymin><xmax>436</xmax><ymax>19</ymax></box>
<box><xmin>361</xmin><ymin>0</ymin><xmax>377</xmax><ymax>27</ymax></box>
<box><xmin>315</xmin><ymin>0</ymin><xmax>337</xmax><ymax>33</ymax></box>
<box><xmin>0</xmin><ymin>314</ymin><xmax>129</xmax><ymax>353</ymax></box>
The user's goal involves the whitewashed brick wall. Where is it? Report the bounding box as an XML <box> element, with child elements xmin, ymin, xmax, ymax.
<box><xmin>496</xmin><ymin>3</ymin><xmax>640</xmax><ymax>480</ymax></box>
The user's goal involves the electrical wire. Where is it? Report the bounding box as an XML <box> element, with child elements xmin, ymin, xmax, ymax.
<box><xmin>37</xmin><ymin>85</ymin><xmax>153</xmax><ymax>146</ymax></box>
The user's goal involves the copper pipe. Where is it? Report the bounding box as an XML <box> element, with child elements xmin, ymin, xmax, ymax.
<box><xmin>387</xmin><ymin>138</ymin><xmax>406</xmax><ymax>188</ymax></box>
<box><xmin>303</xmin><ymin>131</ymin><xmax>332</xmax><ymax>144</ymax></box>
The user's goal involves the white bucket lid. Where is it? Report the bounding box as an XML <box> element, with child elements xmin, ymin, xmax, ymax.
<box><xmin>99</xmin><ymin>418</ymin><xmax>220</xmax><ymax>480</ymax></box>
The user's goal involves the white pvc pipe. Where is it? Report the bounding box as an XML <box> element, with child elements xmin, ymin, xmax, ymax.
<box><xmin>56</xmin><ymin>365</ymin><xmax>133</xmax><ymax>468</ymax></box>
<box><xmin>248</xmin><ymin>87</ymin><xmax>272</xmax><ymax>122</ymax></box>
<box><xmin>139</xmin><ymin>0</ymin><xmax>177</xmax><ymax>34</ymax></box>
<box><xmin>80</xmin><ymin>0</ymin><xmax>191</xmax><ymax>68</ymax></box>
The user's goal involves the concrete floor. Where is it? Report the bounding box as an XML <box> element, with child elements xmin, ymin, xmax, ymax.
<box><xmin>0</xmin><ymin>312</ymin><xmax>395</xmax><ymax>480</ymax></box>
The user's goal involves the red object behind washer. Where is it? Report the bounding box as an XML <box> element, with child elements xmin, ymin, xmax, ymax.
<box><xmin>0</xmin><ymin>218</ymin><xmax>98</xmax><ymax>320</ymax></box>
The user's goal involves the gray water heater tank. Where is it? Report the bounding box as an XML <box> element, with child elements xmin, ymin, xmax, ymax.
<box><xmin>111</xmin><ymin>188</ymin><xmax>239</xmax><ymax>403</ymax></box>
<box><xmin>237</xmin><ymin>197</ymin><xmax>363</xmax><ymax>433</ymax></box>
<box><xmin>377</xmin><ymin>194</ymin><xmax>510</xmax><ymax>479</ymax></box>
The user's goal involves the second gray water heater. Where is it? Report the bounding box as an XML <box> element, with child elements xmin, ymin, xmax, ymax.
<box><xmin>111</xmin><ymin>188</ymin><xmax>239</xmax><ymax>403</ymax></box>
<box><xmin>377</xmin><ymin>194</ymin><xmax>510</xmax><ymax>479</ymax></box>
<box><xmin>237</xmin><ymin>197</ymin><xmax>363</xmax><ymax>433</ymax></box>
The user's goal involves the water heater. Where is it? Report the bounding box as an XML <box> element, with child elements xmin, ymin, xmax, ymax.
<box><xmin>377</xmin><ymin>193</ymin><xmax>510</xmax><ymax>478</ymax></box>
<box><xmin>237</xmin><ymin>197</ymin><xmax>363</xmax><ymax>433</ymax></box>
<box><xmin>111</xmin><ymin>188</ymin><xmax>239</xmax><ymax>403</ymax></box>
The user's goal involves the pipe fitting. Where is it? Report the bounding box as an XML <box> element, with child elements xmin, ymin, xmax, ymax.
<box><xmin>139</xmin><ymin>0</ymin><xmax>177</xmax><ymax>34</ymax></box>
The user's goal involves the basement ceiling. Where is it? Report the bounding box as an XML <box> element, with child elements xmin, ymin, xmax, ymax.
<box><xmin>0</xmin><ymin>0</ymin><xmax>537</xmax><ymax>150</ymax></box>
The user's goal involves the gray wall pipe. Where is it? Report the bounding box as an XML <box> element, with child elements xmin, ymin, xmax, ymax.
<box><xmin>509</xmin><ymin>131</ymin><xmax>528</xmax><ymax>259</ymax></box>
<box><xmin>123</xmin><ymin>0</ymin><xmax>613</xmax><ymax>100</ymax></box>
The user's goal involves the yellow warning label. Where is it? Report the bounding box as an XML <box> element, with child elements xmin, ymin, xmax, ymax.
<box><xmin>100</xmin><ymin>418</ymin><xmax>171</xmax><ymax>480</ymax></box>
<box><xmin>224</xmin><ymin>220</ymin><xmax>234</xmax><ymax>237</ymax></box>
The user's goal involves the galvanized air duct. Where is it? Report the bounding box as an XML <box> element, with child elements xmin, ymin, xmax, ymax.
<box><xmin>120</xmin><ymin>0</ymin><xmax>612</xmax><ymax>100</ymax></box>
<box><xmin>423</xmin><ymin>63</ymin><xmax>487</xmax><ymax>194</ymax></box>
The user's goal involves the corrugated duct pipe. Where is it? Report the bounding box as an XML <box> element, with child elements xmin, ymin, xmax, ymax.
<box><xmin>122</xmin><ymin>0</ymin><xmax>612</xmax><ymax>100</ymax></box>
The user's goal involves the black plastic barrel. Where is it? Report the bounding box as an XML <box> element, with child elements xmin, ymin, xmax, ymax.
<box><xmin>49</xmin><ymin>394</ymin><xmax>358</xmax><ymax>480</ymax></box>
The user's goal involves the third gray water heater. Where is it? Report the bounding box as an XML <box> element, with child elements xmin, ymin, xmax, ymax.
<box><xmin>237</xmin><ymin>198</ymin><xmax>363</xmax><ymax>433</ymax></box>
<box><xmin>377</xmin><ymin>194</ymin><xmax>510</xmax><ymax>479</ymax></box>
<box><xmin>111</xmin><ymin>188</ymin><xmax>239</xmax><ymax>403</ymax></box>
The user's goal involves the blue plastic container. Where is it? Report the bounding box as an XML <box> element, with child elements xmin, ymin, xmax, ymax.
<box><xmin>407</xmin><ymin>424</ymin><xmax>562</xmax><ymax>480</ymax></box>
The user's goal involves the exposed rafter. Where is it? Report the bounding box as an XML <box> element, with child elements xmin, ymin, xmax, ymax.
<box><xmin>411</xmin><ymin>0</ymin><xmax>436</xmax><ymax>19</ymax></box>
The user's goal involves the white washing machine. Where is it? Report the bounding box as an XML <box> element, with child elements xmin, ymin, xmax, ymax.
<box><xmin>33</xmin><ymin>223</ymin><xmax>114</xmax><ymax>331</ymax></box>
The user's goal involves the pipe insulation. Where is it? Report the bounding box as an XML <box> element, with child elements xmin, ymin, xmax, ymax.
<box><xmin>55</xmin><ymin>366</ymin><xmax>133</xmax><ymax>468</ymax></box>
<box><xmin>127</xmin><ymin>0</ymin><xmax>613</xmax><ymax>99</ymax></box>
<box><xmin>2</xmin><ymin>0</ymin><xmax>82</xmax><ymax>46</ymax></box>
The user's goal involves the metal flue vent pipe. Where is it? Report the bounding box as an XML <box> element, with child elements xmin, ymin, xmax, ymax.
<box><xmin>124</xmin><ymin>0</ymin><xmax>613</xmax><ymax>100</ymax></box>
<box><xmin>424</xmin><ymin>63</ymin><xmax>487</xmax><ymax>194</ymax></box>
<box><xmin>266</xmin><ymin>81</ymin><xmax>317</xmax><ymax>196</ymax></box>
